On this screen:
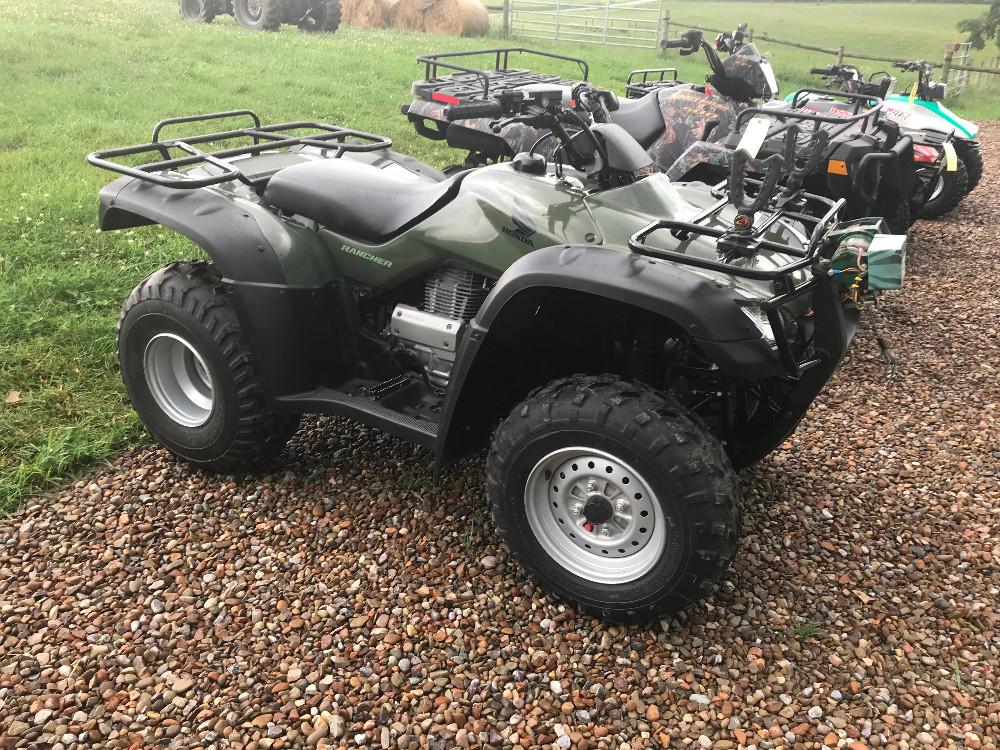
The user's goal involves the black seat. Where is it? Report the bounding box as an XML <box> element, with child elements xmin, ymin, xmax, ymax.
<box><xmin>609</xmin><ymin>91</ymin><xmax>666</xmax><ymax>149</ymax></box>
<box><xmin>264</xmin><ymin>159</ymin><xmax>464</xmax><ymax>244</ymax></box>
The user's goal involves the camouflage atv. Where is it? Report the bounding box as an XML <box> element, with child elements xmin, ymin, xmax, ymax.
<box><xmin>404</xmin><ymin>37</ymin><xmax>918</xmax><ymax>233</ymax></box>
<box><xmin>88</xmin><ymin>98</ymin><xmax>903</xmax><ymax>622</ymax></box>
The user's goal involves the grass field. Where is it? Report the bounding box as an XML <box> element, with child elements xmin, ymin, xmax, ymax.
<box><xmin>509</xmin><ymin>2</ymin><xmax>1000</xmax><ymax>115</ymax></box>
<box><xmin>0</xmin><ymin>0</ymin><xmax>995</xmax><ymax>511</ymax></box>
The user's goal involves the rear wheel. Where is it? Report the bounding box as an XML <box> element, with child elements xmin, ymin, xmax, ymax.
<box><xmin>179</xmin><ymin>0</ymin><xmax>220</xmax><ymax>22</ymax></box>
<box><xmin>954</xmin><ymin>140</ymin><xmax>982</xmax><ymax>193</ymax></box>
<box><xmin>299</xmin><ymin>0</ymin><xmax>341</xmax><ymax>31</ymax></box>
<box><xmin>487</xmin><ymin>376</ymin><xmax>741</xmax><ymax>622</ymax></box>
<box><xmin>118</xmin><ymin>261</ymin><xmax>299</xmax><ymax>470</ymax></box>
<box><xmin>233</xmin><ymin>0</ymin><xmax>284</xmax><ymax>30</ymax></box>
<box><xmin>919</xmin><ymin>157</ymin><xmax>969</xmax><ymax>219</ymax></box>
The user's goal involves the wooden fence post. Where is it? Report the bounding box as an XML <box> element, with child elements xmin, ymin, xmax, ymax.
<box><xmin>942</xmin><ymin>47</ymin><xmax>954</xmax><ymax>87</ymax></box>
<box><xmin>658</xmin><ymin>6</ymin><xmax>670</xmax><ymax>57</ymax></box>
<box><xmin>836</xmin><ymin>45</ymin><xmax>845</xmax><ymax>65</ymax></box>
<box><xmin>502</xmin><ymin>0</ymin><xmax>510</xmax><ymax>39</ymax></box>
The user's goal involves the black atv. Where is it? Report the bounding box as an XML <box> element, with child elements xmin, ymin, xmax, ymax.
<box><xmin>800</xmin><ymin>61</ymin><xmax>979</xmax><ymax>218</ymax></box>
<box><xmin>88</xmin><ymin>102</ymin><xmax>904</xmax><ymax>622</ymax></box>
<box><xmin>179</xmin><ymin>0</ymin><xmax>342</xmax><ymax>32</ymax></box>
<box><xmin>403</xmin><ymin>35</ymin><xmax>918</xmax><ymax>233</ymax></box>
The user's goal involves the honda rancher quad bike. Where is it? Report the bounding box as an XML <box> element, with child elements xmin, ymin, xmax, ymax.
<box><xmin>89</xmin><ymin>99</ymin><xmax>904</xmax><ymax>622</ymax></box>
<box><xmin>179</xmin><ymin>0</ymin><xmax>342</xmax><ymax>32</ymax></box>
<box><xmin>403</xmin><ymin>34</ymin><xmax>917</xmax><ymax>233</ymax></box>
<box><xmin>800</xmin><ymin>60</ymin><xmax>980</xmax><ymax>218</ymax></box>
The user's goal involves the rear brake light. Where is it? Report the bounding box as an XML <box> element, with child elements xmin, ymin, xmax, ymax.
<box><xmin>431</xmin><ymin>92</ymin><xmax>460</xmax><ymax>105</ymax></box>
<box><xmin>912</xmin><ymin>144</ymin><xmax>940</xmax><ymax>164</ymax></box>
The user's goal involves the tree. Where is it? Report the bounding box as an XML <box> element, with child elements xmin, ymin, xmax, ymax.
<box><xmin>959</xmin><ymin>0</ymin><xmax>1000</xmax><ymax>50</ymax></box>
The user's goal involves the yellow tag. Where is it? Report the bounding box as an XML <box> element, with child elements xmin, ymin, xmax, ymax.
<box><xmin>828</xmin><ymin>159</ymin><xmax>848</xmax><ymax>176</ymax></box>
<box><xmin>943</xmin><ymin>141</ymin><xmax>958</xmax><ymax>172</ymax></box>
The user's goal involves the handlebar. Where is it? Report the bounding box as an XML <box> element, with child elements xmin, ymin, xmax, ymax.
<box><xmin>662</xmin><ymin>39</ymin><xmax>690</xmax><ymax>49</ymax></box>
<box><xmin>893</xmin><ymin>60</ymin><xmax>933</xmax><ymax>73</ymax></box>
<box><xmin>810</xmin><ymin>66</ymin><xmax>834</xmax><ymax>75</ymax></box>
<box><xmin>444</xmin><ymin>100</ymin><xmax>505</xmax><ymax>121</ymax></box>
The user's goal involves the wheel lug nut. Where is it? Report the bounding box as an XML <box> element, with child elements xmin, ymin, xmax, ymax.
<box><xmin>615</xmin><ymin>500</ymin><xmax>626</xmax><ymax>513</ymax></box>
<box><xmin>570</xmin><ymin>504</ymin><xmax>582</xmax><ymax>517</ymax></box>
<box><xmin>586</xmin><ymin>480</ymin><xmax>599</xmax><ymax>493</ymax></box>
<box><xmin>599</xmin><ymin>526</ymin><xmax>610</xmax><ymax>538</ymax></box>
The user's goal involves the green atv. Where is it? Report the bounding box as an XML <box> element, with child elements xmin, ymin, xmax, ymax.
<box><xmin>88</xmin><ymin>96</ymin><xmax>903</xmax><ymax>622</ymax></box>
<box><xmin>179</xmin><ymin>0</ymin><xmax>342</xmax><ymax>32</ymax></box>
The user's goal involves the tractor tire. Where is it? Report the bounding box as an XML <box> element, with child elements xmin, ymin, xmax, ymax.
<box><xmin>299</xmin><ymin>0</ymin><xmax>342</xmax><ymax>32</ymax></box>
<box><xmin>919</xmin><ymin>157</ymin><xmax>969</xmax><ymax>219</ymax></box>
<box><xmin>179</xmin><ymin>0</ymin><xmax>220</xmax><ymax>22</ymax></box>
<box><xmin>118</xmin><ymin>261</ymin><xmax>299</xmax><ymax>471</ymax></box>
<box><xmin>233</xmin><ymin>0</ymin><xmax>284</xmax><ymax>30</ymax></box>
<box><xmin>954</xmin><ymin>140</ymin><xmax>983</xmax><ymax>193</ymax></box>
<box><xmin>487</xmin><ymin>375</ymin><xmax>741</xmax><ymax>623</ymax></box>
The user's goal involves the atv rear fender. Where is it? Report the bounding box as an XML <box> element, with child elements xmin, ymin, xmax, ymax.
<box><xmin>434</xmin><ymin>244</ymin><xmax>824</xmax><ymax>466</ymax></box>
<box><xmin>98</xmin><ymin>176</ymin><xmax>350</xmax><ymax>398</ymax></box>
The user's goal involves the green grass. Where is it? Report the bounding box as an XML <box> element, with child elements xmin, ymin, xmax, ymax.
<box><xmin>793</xmin><ymin>619</ymin><xmax>823</xmax><ymax>641</ymax></box>
<box><xmin>0</xmin><ymin>0</ymin><xmax>996</xmax><ymax>511</ymax></box>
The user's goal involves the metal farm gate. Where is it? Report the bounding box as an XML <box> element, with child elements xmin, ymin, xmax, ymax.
<box><xmin>946</xmin><ymin>41</ymin><xmax>973</xmax><ymax>98</ymax></box>
<box><xmin>507</xmin><ymin>0</ymin><xmax>667</xmax><ymax>49</ymax></box>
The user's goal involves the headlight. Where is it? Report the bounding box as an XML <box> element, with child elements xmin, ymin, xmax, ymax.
<box><xmin>738</xmin><ymin>304</ymin><xmax>776</xmax><ymax>345</ymax></box>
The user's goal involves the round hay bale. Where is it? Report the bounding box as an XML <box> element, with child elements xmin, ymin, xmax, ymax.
<box><xmin>388</xmin><ymin>0</ymin><xmax>433</xmax><ymax>31</ymax></box>
<box><xmin>423</xmin><ymin>0</ymin><xmax>489</xmax><ymax>36</ymax></box>
<box><xmin>342</xmin><ymin>0</ymin><xmax>390</xmax><ymax>28</ymax></box>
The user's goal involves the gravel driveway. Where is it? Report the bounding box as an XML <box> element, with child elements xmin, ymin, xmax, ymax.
<box><xmin>2</xmin><ymin>125</ymin><xmax>998</xmax><ymax>750</ymax></box>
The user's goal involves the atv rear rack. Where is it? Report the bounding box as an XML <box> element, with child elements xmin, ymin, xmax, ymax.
<box><xmin>413</xmin><ymin>48</ymin><xmax>589</xmax><ymax>103</ymax></box>
<box><xmin>625</xmin><ymin>68</ymin><xmax>680</xmax><ymax>98</ymax></box>
<box><xmin>629</xmin><ymin>191</ymin><xmax>845</xmax><ymax>376</ymax></box>
<box><xmin>87</xmin><ymin>110</ymin><xmax>392</xmax><ymax>190</ymax></box>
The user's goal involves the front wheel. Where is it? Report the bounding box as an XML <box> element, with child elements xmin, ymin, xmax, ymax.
<box><xmin>954</xmin><ymin>140</ymin><xmax>982</xmax><ymax>192</ymax></box>
<box><xmin>118</xmin><ymin>261</ymin><xmax>299</xmax><ymax>470</ymax></box>
<box><xmin>919</xmin><ymin>157</ymin><xmax>970</xmax><ymax>219</ymax></box>
<box><xmin>487</xmin><ymin>376</ymin><xmax>741</xmax><ymax>622</ymax></box>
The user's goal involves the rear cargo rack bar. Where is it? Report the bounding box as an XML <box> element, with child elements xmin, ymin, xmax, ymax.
<box><xmin>87</xmin><ymin>110</ymin><xmax>392</xmax><ymax>190</ymax></box>
<box><xmin>416</xmin><ymin>48</ymin><xmax>589</xmax><ymax>100</ymax></box>
<box><xmin>625</xmin><ymin>68</ymin><xmax>679</xmax><ymax>98</ymax></box>
<box><xmin>741</xmin><ymin>89</ymin><xmax>885</xmax><ymax>140</ymax></box>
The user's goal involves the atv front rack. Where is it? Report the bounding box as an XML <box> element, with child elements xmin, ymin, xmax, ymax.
<box><xmin>629</xmin><ymin>191</ymin><xmax>845</xmax><ymax>376</ymax></box>
<box><xmin>87</xmin><ymin>110</ymin><xmax>392</xmax><ymax>190</ymax></box>
<box><xmin>413</xmin><ymin>48</ymin><xmax>590</xmax><ymax>103</ymax></box>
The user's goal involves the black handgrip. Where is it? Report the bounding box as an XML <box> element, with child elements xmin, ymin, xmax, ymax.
<box><xmin>809</xmin><ymin>67</ymin><xmax>833</xmax><ymax>75</ymax></box>
<box><xmin>444</xmin><ymin>101</ymin><xmax>504</xmax><ymax>121</ymax></box>
<box><xmin>661</xmin><ymin>39</ymin><xmax>688</xmax><ymax>49</ymax></box>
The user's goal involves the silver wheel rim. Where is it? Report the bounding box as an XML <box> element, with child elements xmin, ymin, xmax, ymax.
<box><xmin>246</xmin><ymin>0</ymin><xmax>262</xmax><ymax>20</ymax></box>
<box><xmin>524</xmin><ymin>447</ymin><xmax>667</xmax><ymax>584</ymax></box>
<box><xmin>144</xmin><ymin>333</ymin><xmax>215</xmax><ymax>428</ymax></box>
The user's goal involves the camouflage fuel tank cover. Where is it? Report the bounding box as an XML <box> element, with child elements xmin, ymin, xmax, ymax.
<box><xmin>406</xmin><ymin>98</ymin><xmax>557</xmax><ymax>160</ymax></box>
<box><xmin>647</xmin><ymin>87</ymin><xmax>747</xmax><ymax>175</ymax></box>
